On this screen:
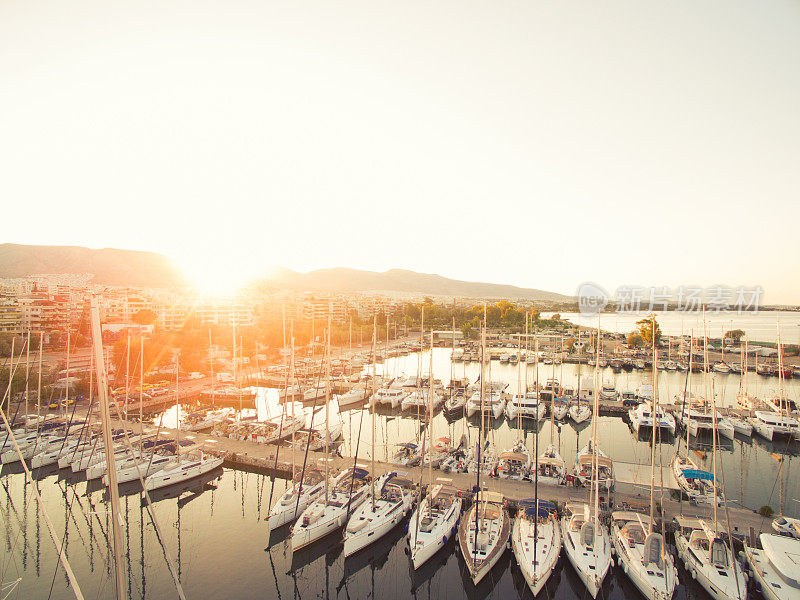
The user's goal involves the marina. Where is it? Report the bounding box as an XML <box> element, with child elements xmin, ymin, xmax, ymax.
<box><xmin>3</xmin><ymin>321</ymin><xmax>800</xmax><ymax>600</ymax></box>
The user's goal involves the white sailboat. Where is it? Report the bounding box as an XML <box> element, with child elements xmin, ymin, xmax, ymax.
<box><xmin>143</xmin><ymin>354</ymin><xmax>222</xmax><ymax>491</ymax></box>
<box><xmin>343</xmin><ymin>319</ymin><xmax>415</xmax><ymax>557</ymax></box>
<box><xmin>563</xmin><ymin>322</ymin><xmax>612</xmax><ymax>598</ymax></box>
<box><xmin>569</xmin><ymin>402</ymin><xmax>592</xmax><ymax>424</ymax></box>
<box><xmin>291</xmin><ymin>466</ymin><xmax>370</xmax><ymax>552</ymax></box>
<box><xmin>675</xmin><ymin>517</ymin><xmax>747</xmax><ymax>600</ymax></box>
<box><xmin>743</xmin><ymin>533</ymin><xmax>800</xmax><ymax>600</ymax></box>
<box><xmin>408</xmin><ymin>484</ymin><xmax>462</xmax><ymax>568</ymax></box>
<box><xmin>458</xmin><ymin>310</ymin><xmax>511</xmax><ymax>584</ymax></box>
<box><xmin>562</xmin><ymin>503</ymin><xmax>612</xmax><ymax>598</ymax></box>
<box><xmin>495</xmin><ymin>440</ymin><xmax>530</xmax><ymax>480</ymax></box>
<box><xmin>613</xmin><ymin>321</ymin><xmax>677</xmax><ymax>600</ymax></box>
<box><xmin>268</xmin><ymin>469</ymin><xmax>326</xmax><ymax>531</ymax></box>
<box><xmin>344</xmin><ymin>471</ymin><xmax>413</xmax><ymax>557</ymax></box>
<box><xmin>459</xmin><ymin>491</ymin><xmax>511</xmax><ymax>584</ymax></box>
<box><xmin>291</xmin><ymin>316</ymin><xmax>370</xmax><ymax>552</ymax></box>
<box><xmin>512</xmin><ymin>499</ymin><xmax>561</xmax><ymax>595</ymax></box>
<box><xmin>611</xmin><ymin>511</ymin><xmax>678</xmax><ymax>600</ymax></box>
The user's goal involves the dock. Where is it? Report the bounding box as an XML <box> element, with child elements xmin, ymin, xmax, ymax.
<box><xmin>119</xmin><ymin>418</ymin><xmax>773</xmax><ymax>540</ymax></box>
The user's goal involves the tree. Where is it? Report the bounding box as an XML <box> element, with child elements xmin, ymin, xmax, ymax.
<box><xmin>724</xmin><ymin>329</ymin><xmax>745</xmax><ymax>344</ymax></box>
<box><xmin>627</xmin><ymin>333</ymin><xmax>644</xmax><ymax>348</ymax></box>
<box><xmin>636</xmin><ymin>315</ymin><xmax>662</xmax><ymax>347</ymax></box>
<box><xmin>132</xmin><ymin>309</ymin><xmax>157</xmax><ymax>326</ymax></box>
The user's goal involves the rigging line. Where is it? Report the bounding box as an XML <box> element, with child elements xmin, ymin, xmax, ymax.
<box><xmin>104</xmin><ymin>376</ymin><xmax>186</xmax><ymax>600</ymax></box>
<box><xmin>715</xmin><ymin>415</ymin><xmax>745</xmax><ymax>600</ymax></box>
<box><xmin>0</xmin><ymin>395</ymin><xmax>84</xmax><ymax>600</ymax></box>
<box><xmin>46</xmin><ymin>485</ymin><xmax>71</xmax><ymax>600</ymax></box>
<box><xmin>266</xmin><ymin>355</ymin><xmax>291</xmax><ymax>513</ymax></box>
<box><xmin>0</xmin><ymin>481</ymin><xmax>25</xmax><ymax>595</ymax></box>
<box><xmin>63</xmin><ymin>485</ymin><xmax>111</xmax><ymax>572</ymax></box>
<box><xmin>1</xmin><ymin>338</ymin><xmax>29</xmax><ymax>454</ymax></box>
<box><xmin>290</xmin><ymin>352</ymin><xmax>326</xmax><ymax>527</ymax></box>
<box><xmin>60</xmin><ymin>392</ymin><xmax>98</xmax><ymax>474</ymax></box>
<box><xmin>52</xmin><ymin>483</ymin><xmax>94</xmax><ymax>567</ymax></box>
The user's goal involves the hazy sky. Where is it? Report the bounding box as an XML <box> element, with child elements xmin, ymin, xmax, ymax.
<box><xmin>2</xmin><ymin>1</ymin><xmax>799</xmax><ymax>300</ymax></box>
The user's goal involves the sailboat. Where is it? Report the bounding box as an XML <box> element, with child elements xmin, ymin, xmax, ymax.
<box><xmin>562</xmin><ymin>321</ymin><xmax>612</xmax><ymax>598</ymax></box>
<box><xmin>291</xmin><ymin>316</ymin><xmax>370</xmax><ymax>552</ymax></box>
<box><xmin>675</xmin><ymin>322</ymin><xmax>747</xmax><ymax>600</ymax></box>
<box><xmin>569</xmin><ymin>346</ymin><xmax>592</xmax><ymax>424</ymax></box>
<box><xmin>612</xmin><ymin>320</ymin><xmax>677</xmax><ymax>600</ymax></box>
<box><xmin>671</xmin><ymin>331</ymin><xmax>723</xmax><ymax>505</ymax></box>
<box><xmin>513</xmin><ymin>320</ymin><xmax>562</xmax><ymax>596</ymax></box>
<box><xmin>143</xmin><ymin>354</ymin><xmax>223</xmax><ymax>491</ymax></box>
<box><xmin>458</xmin><ymin>310</ymin><xmax>511</xmax><ymax>584</ymax></box>
<box><xmin>408</xmin><ymin>484</ymin><xmax>462</xmax><ymax>568</ymax></box>
<box><xmin>512</xmin><ymin>499</ymin><xmax>561</xmax><ymax>595</ymax></box>
<box><xmin>344</xmin><ymin>472</ymin><xmax>413</xmax><ymax>557</ymax></box>
<box><xmin>562</xmin><ymin>503</ymin><xmax>612</xmax><ymax>597</ymax></box>
<box><xmin>343</xmin><ymin>318</ymin><xmax>414</xmax><ymax>557</ymax></box>
<box><xmin>408</xmin><ymin>323</ymin><xmax>464</xmax><ymax>569</ymax></box>
<box><xmin>675</xmin><ymin>517</ymin><xmax>747</xmax><ymax>600</ymax></box>
<box><xmin>744</xmin><ymin>532</ymin><xmax>800</xmax><ymax>600</ymax></box>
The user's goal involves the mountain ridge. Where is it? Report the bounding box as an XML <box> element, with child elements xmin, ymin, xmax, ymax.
<box><xmin>0</xmin><ymin>243</ymin><xmax>569</xmax><ymax>301</ymax></box>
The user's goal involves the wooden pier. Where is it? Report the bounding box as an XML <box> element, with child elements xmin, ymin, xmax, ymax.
<box><xmin>122</xmin><ymin>418</ymin><xmax>774</xmax><ymax>539</ymax></box>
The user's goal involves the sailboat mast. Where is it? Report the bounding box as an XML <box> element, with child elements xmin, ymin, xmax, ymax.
<box><xmin>593</xmin><ymin>320</ymin><xmax>600</xmax><ymax>541</ymax></box>
<box><xmin>324</xmin><ymin>314</ymin><xmax>331</xmax><ymax>504</ymax></box>
<box><xmin>24</xmin><ymin>330</ymin><xmax>29</xmax><ymax>433</ymax></box>
<box><xmin>209</xmin><ymin>329</ymin><xmax>215</xmax><ymax>406</ymax></box>
<box><xmin>290</xmin><ymin>321</ymin><xmax>296</xmax><ymax>483</ymax></box>
<box><xmin>125</xmin><ymin>332</ymin><xmax>130</xmax><ymax>420</ymax></box>
<box><xmin>175</xmin><ymin>353</ymin><xmax>180</xmax><ymax>463</ymax></box>
<box><xmin>685</xmin><ymin>331</ymin><xmax>694</xmax><ymax>457</ymax></box>
<box><xmin>428</xmin><ymin>329</ymin><xmax>434</xmax><ymax>494</ymax></box>
<box><xmin>649</xmin><ymin>315</ymin><xmax>657</xmax><ymax>531</ymax></box>
<box><xmin>474</xmin><ymin>306</ymin><xmax>486</xmax><ymax>555</ymax></box>
<box><xmin>451</xmin><ymin>316</ymin><xmax>456</xmax><ymax>389</ymax></box>
<box><xmin>36</xmin><ymin>332</ymin><xmax>42</xmax><ymax>439</ymax></box>
<box><xmin>140</xmin><ymin>335</ymin><xmax>144</xmax><ymax>441</ymax></box>
<box><xmin>371</xmin><ymin>316</ymin><xmax>377</xmax><ymax>511</ymax></box>
<box><xmin>711</xmin><ymin>376</ymin><xmax>719</xmax><ymax>531</ymax></box>
<box><xmin>64</xmin><ymin>328</ymin><xmax>70</xmax><ymax>421</ymax></box>
<box><xmin>89</xmin><ymin>300</ymin><xmax>126</xmax><ymax>600</ymax></box>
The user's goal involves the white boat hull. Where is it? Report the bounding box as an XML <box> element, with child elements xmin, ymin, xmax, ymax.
<box><xmin>408</xmin><ymin>496</ymin><xmax>462</xmax><ymax>569</ymax></box>
<box><xmin>268</xmin><ymin>481</ymin><xmax>326</xmax><ymax>531</ymax></box>
<box><xmin>512</xmin><ymin>515</ymin><xmax>561</xmax><ymax>596</ymax></box>
<box><xmin>144</xmin><ymin>456</ymin><xmax>224</xmax><ymax>491</ymax></box>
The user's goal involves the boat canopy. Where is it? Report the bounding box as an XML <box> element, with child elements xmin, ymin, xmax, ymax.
<box><xmin>395</xmin><ymin>442</ymin><xmax>418</xmax><ymax>449</ymax></box>
<box><xmin>579</xmin><ymin>454</ymin><xmax>612</xmax><ymax>468</ymax></box>
<box><xmin>519</xmin><ymin>499</ymin><xmax>556</xmax><ymax>515</ymax></box>
<box><xmin>525</xmin><ymin>505</ymin><xmax>553</xmax><ymax>518</ymax></box>
<box><xmin>682</xmin><ymin>469</ymin><xmax>715</xmax><ymax>481</ymax></box>
<box><xmin>346</xmin><ymin>467</ymin><xmax>370</xmax><ymax>480</ymax></box>
<box><xmin>499</xmin><ymin>451</ymin><xmax>528</xmax><ymax>462</ymax></box>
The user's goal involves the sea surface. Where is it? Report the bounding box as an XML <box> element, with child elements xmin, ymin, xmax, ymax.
<box><xmin>541</xmin><ymin>310</ymin><xmax>800</xmax><ymax>345</ymax></box>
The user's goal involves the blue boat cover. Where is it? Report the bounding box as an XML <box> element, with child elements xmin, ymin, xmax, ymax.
<box><xmin>682</xmin><ymin>469</ymin><xmax>715</xmax><ymax>481</ymax></box>
<box><xmin>519</xmin><ymin>499</ymin><xmax>556</xmax><ymax>516</ymax></box>
<box><xmin>347</xmin><ymin>467</ymin><xmax>370</xmax><ymax>480</ymax></box>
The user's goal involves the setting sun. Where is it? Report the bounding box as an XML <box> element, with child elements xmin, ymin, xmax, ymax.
<box><xmin>174</xmin><ymin>252</ymin><xmax>264</xmax><ymax>296</ymax></box>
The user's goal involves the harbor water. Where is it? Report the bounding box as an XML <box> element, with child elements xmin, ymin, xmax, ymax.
<box><xmin>2</xmin><ymin>347</ymin><xmax>799</xmax><ymax>599</ymax></box>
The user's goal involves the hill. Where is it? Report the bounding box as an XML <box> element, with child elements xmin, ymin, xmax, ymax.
<box><xmin>0</xmin><ymin>244</ymin><xmax>568</xmax><ymax>301</ymax></box>
<box><xmin>0</xmin><ymin>243</ymin><xmax>186</xmax><ymax>288</ymax></box>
